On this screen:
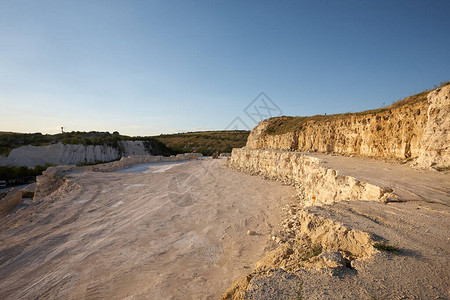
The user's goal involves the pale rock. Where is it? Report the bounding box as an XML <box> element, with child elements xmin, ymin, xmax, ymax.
<box><xmin>0</xmin><ymin>140</ymin><xmax>172</xmax><ymax>168</ymax></box>
<box><xmin>0</xmin><ymin>188</ymin><xmax>22</xmax><ymax>217</ymax></box>
<box><xmin>416</xmin><ymin>85</ymin><xmax>450</xmax><ymax>169</ymax></box>
<box><xmin>316</xmin><ymin>251</ymin><xmax>346</xmax><ymax>268</ymax></box>
<box><xmin>243</xmin><ymin>86</ymin><xmax>449</xmax><ymax>167</ymax></box>
<box><xmin>228</xmin><ymin>148</ymin><xmax>393</xmax><ymax>206</ymax></box>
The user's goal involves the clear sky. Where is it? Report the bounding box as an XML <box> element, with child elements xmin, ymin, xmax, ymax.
<box><xmin>1</xmin><ymin>1</ymin><xmax>449</xmax><ymax>136</ymax></box>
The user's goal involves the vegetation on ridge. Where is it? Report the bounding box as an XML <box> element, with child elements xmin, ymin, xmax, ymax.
<box><xmin>266</xmin><ymin>81</ymin><xmax>450</xmax><ymax>135</ymax></box>
<box><xmin>151</xmin><ymin>130</ymin><xmax>250</xmax><ymax>156</ymax></box>
<box><xmin>0</xmin><ymin>164</ymin><xmax>54</xmax><ymax>182</ymax></box>
<box><xmin>0</xmin><ymin>130</ymin><xmax>250</xmax><ymax>158</ymax></box>
<box><xmin>373</xmin><ymin>242</ymin><xmax>401</xmax><ymax>255</ymax></box>
<box><xmin>0</xmin><ymin>131</ymin><xmax>172</xmax><ymax>157</ymax></box>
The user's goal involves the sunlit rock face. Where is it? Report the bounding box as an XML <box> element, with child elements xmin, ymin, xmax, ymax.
<box><xmin>228</xmin><ymin>148</ymin><xmax>393</xmax><ymax>206</ymax></box>
<box><xmin>244</xmin><ymin>86</ymin><xmax>450</xmax><ymax>169</ymax></box>
<box><xmin>416</xmin><ymin>85</ymin><xmax>450</xmax><ymax>169</ymax></box>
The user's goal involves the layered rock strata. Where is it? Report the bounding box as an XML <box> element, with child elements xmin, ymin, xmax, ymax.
<box><xmin>0</xmin><ymin>140</ymin><xmax>167</xmax><ymax>168</ymax></box>
<box><xmin>228</xmin><ymin>148</ymin><xmax>394</xmax><ymax>206</ymax></box>
<box><xmin>416</xmin><ymin>86</ymin><xmax>450</xmax><ymax>168</ymax></box>
<box><xmin>245</xmin><ymin>85</ymin><xmax>450</xmax><ymax>169</ymax></box>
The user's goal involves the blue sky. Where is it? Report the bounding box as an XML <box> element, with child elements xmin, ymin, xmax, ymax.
<box><xmin>0</xmin><ymin>1</ymin><xmax>449</xmax><ymax>135</ymax></box>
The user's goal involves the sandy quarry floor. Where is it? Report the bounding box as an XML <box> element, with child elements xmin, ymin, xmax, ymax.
<box><xmin>242</xmin><ymin>153</ymin><xmax>450</xmax><ymax>299</ymax></box>
<box><xmin>1</xmin><ymin>155</ymin><xmax>449</xmax><ymax>299</ymax></box>
<box><xmin>0</xmin><ymin>159</ymin><xmax>295</xmax><ymax>299</ymax></box>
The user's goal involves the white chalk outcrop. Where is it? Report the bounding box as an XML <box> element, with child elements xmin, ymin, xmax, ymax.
<box><xmin>0</xmin><ymin>141</ymin><xmax>157</xmax><ymax>168</ymax></box>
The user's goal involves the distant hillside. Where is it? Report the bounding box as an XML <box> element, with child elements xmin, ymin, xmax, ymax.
<box><xmin>0</xmin><ymin>130</ymin><xmax>249</xmax><ymax>182</ymax></box>
<box><xmin>0</xmin><ymin>131</ymin><xmax>172</xmax><ymax>157</ymax></box>
<box><xmin>0</xmin><ymin>130</ymin><xmax>250</xmax><ymax>158</ymax></box>
<box><xmin>152</xmin><ymin>131</ymin><xmax>250</xmax><ymax>156</ymax></box>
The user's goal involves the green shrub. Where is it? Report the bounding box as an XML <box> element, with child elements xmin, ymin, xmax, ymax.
<box><xmin>373</xmin><ymin>243</ymin><xmax>401</xmax><ymax>254</ymax></box>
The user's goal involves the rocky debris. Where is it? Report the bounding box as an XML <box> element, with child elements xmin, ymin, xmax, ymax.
<box><xmin>314</xmin><ymin>251</ymin><xmax>346</xmax><ymax>269</ymax></box>
<box><xmin>272</xmin><ymin>204</ymin><xmax>375</xmax><ymax>260</ymax></box>
<box><xmin>382</xmin><ymin>195</ymin><xmax>405</xmax><ymax>203</ymax></box>
<box><xmin>0</xmin><ymin>188</ymin><xmax>22</xmax><ymax>217</ymax></box>
<box><xmin>33</xmin><ymin>166</ymin><xmax>77</xmax><ymax>201</ymax></box>
<box><xmin>222</xmin><ymin>203</ymin><xmax>377</xmax><ymax>299</ymax></box>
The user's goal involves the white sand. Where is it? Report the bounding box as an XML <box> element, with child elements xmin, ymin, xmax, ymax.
<box><xmin>116</xmin><ymin>161</ymin><xmax>189</xmax><ymax>174</ymax></box>
<box><xmin>0</xmin><ymin>159</ymin><xmax>295</xmax><ymax>299</ymax></box>
<box><xmin>1</xmin><ymin>155</ymin><xmax>449</xmax><ymax>299</ymax></box>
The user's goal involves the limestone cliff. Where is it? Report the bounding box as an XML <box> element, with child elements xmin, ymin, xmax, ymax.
<box><xmin>245</xmin><ymin>85</ymin><xmax>450</xmax><ymax>169</ymax></box>
<box><xmin>228</xmin><ymin>148</ymin><xmax>394</xmax><ymax>206</ymax></box>
<box><xmin>0</xmin><ymin>140</ymin><xmax>168</xmax><ymax>168</ymax></box>
<box><xmin>416</xmin><ymin>86</ymin><xmax>450</xmax><ymax>168</ymax></box>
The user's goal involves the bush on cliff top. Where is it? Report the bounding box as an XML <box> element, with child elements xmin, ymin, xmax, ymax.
<box><xmin>265</xmin><ymin>85</ymin><xmax>439</xmax><ymax>135</ymax></box>
<box><xmin>0</xmin><ymin>163</ymin><xmax>53</xmax><ymax>182</ymax></box>
<box><xmin>151</xmin><ymin>130</ymin><xmax>249</xmax><ymax>156</ymax></box>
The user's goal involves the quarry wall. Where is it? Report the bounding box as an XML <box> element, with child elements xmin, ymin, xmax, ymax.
<box><xmin>245</xmin><ymin>85</ymin><xmax>450</xmax><ymax>169</ymax></box>
<box><xmin>416</xmin><ymin>86</ymin><xmax>450</xmax><ymax>168</ymax></box>
<box><xmin>225</xmin><ymin>86</ymin><xmax>449</xmax><ymax>299</ymax></box>
<box><xmin>228</xmin><ymin>148</ymin><xmax>394</xmax><ymax>206</ymax></box>
<box><xmin>0</xmin><ymin>140</ymin><xmax>159</xmax><ymax>168</ymax></box>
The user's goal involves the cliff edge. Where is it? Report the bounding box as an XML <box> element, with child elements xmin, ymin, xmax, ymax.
<box><xmin>0</xmin><ymin>140</ymin><xmax>171</xmax><ymax>168</ymax></box>
<box><xmin>245</xmin><ymin>84</ymin><xmax>450</xmax><ymax>169</ymax></box>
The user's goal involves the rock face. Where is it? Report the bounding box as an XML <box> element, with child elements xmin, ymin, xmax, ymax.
<box><xmin>245</xmin><ymin>85</ymin><xmax>450</xmax><ymax>169</ymax></box>
<box><xmin>228</xmin><ymin>148</ymin><xmax>393</xmax><ymax>206</ymax></box>
<box><xmin>416</xmin><ymin>85</ymin><xmax>450</xmax><ymax>168</ymax></box>
<box><xmin>21</xmin><ymin>183</ymin><xmax>36</xmax><ymax>198</ymax></box>
<box><xmin>0</xmin><ymin>140</ymin><xmax>167</xmax><ymax>168</ymax></box>
<box><xmin>223</xmin><ymin>85</ymin><xmax>450</xmax><ymax>299</ymax></box>
<box><xmin>34</xmin><ymin>166</ymin><xmax>76</xmax><ymax>201</ymax></box>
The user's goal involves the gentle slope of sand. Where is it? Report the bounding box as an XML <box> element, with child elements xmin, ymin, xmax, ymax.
<box><xmin>0</xmin><ymin>159</ymin><xmax>295</xmax><ymax>299</ymax></box>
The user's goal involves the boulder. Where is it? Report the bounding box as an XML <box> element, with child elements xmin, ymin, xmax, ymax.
<box><xmin>0</xmin><ymin>188</ymin><xmax>22</xmax><ymax>217</ymax></box>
